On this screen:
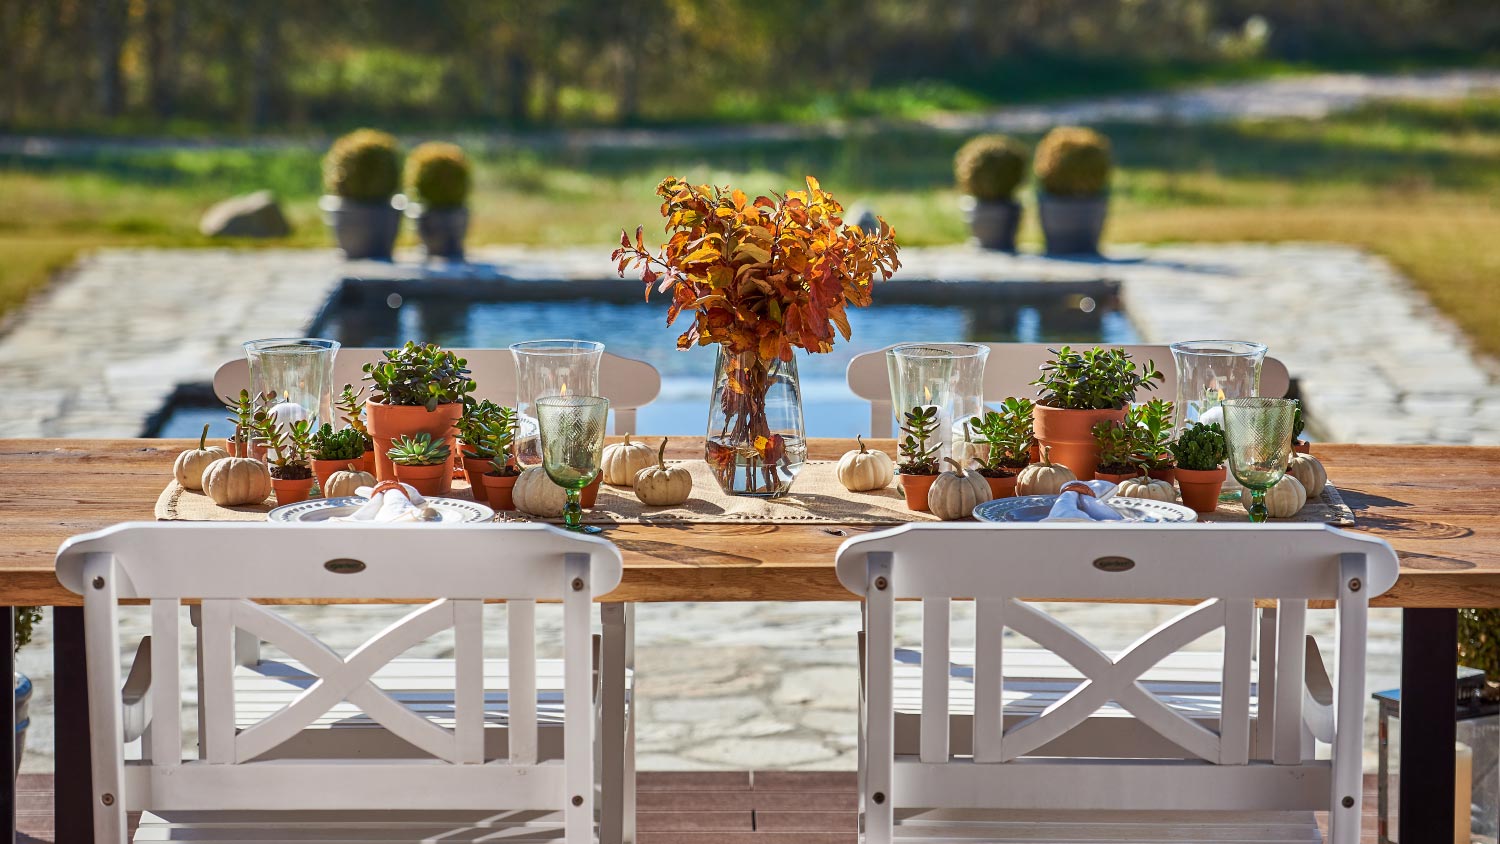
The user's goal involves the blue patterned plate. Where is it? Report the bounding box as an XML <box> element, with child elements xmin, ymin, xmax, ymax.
<box><xmin>972</xmin><ymin>495</ymin><xmax>1197</xmax><ymax>523</ymax></box>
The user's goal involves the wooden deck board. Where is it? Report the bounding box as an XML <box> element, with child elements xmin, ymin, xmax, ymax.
<box><xmin>10</xmin><ymin>771</ymin><xmax>1382</xmax><ymax>843</ymax></box>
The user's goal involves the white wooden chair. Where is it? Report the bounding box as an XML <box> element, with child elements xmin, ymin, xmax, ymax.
<box><xmin>845</xmin><ymin>342</ymin><xmax>1292</xmax><ymax>437</ymax></box>
<box><xmin>58</xmin><ymin>522</ymin><xmax>622</xmax><ymax>843</ymax></box>
<box><xmin>837</xmin><ymin>523</ymin><xmax>1398</xmax><ymax>843</ymax></box>
<box><xmin>214</xmin><ymin>346</ymin><xmax>661</xmax><ymax>432</ymax></box>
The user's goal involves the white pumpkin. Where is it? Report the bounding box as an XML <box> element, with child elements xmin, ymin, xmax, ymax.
<box><xmin>1016</xmin><ymin>447</ymin><xmax>1076</xmax><ymax>496</ymax></box>
<box><xmin>513</xmin><ymin>465</ymin><xmax>567</xmax><ymax>517</ymax></box>
<box><xmin>174</xmin><ymin>423</ymin><xmax>229</xmax><ymax>491</ymax></box>
<box><xmin>928</xmin><ymin>458</ymin><xmax>992</xmax><ymax>521</ymax></box>
<box><xmin>324</xmin><ymin>464</ymin><xmax>376</xmax><ymax>498</ymax></box>
<box><xmin>634</xmin><ymin>438</ymin><xmax>692</xmax><ymax>506</ymax></box>
<box><xmin>1286</xmin><ymin>453</ymin><xmax>1327</xmax><ymax>498</ymax></box>
<box><xmin>1117</xmin><ymin>473</ymin><xmax>1176</xmax><ymax>502</ymax></box>
<box><xmin>1265</xmin><ymin>474</ymin><xmax>1308</xmax><ymax>518</ymax></box>
<box><xmin>601</xmin><ymin>434</ymin><xmax>657</xmax><ymax>486</ymax></box>
<box><xmin>202</xmin><ymin>456</ymin><xmax>271</xmax><ymax>506</ymax></box>
<box><xmin>836</xmin><ymin>435</ymin><xmax>893</xmax><ymax>492</ymax></box>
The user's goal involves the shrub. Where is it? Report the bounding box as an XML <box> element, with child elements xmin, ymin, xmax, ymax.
<box><xmin>1034</xmin><ymin>126</ymin><xmax>1112</xmax><ymax>197</ymax></box>
<box><xmin>954</xmin><ymin>134</ymin><xmax>1027</xmax><ymax>201</ymax></box>
<box><xmin>406</xmin><ymin>141</ymin><xmax>471</xmax><ymax>209</ymax></box>
<box><xmin>323</xmin><ymin>129</ymin><xmax>402</xmax><ymax>202</ymax></box>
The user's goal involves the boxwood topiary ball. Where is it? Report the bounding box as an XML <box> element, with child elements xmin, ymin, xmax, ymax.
<box><xmin>954</xmin><ymin>134</ymin><xmax>1028</xmax><ymax>201</ymax></box>
<box><xmin>323</xmin><ymin>128</ymin><xmax>402</xmax><ymax>203</ymax></box>
<box><xmin>406</xmin><ymin>141</ymin><xmax>472</xmax><ymax>210</ymax></box>
<box><xmin>1034</xmin><ymin>126</ymin><xmax>1112</xmax><ymax>197</ymax></box>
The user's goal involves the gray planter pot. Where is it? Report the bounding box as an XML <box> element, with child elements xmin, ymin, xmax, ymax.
<box><xmin>319</xmin><ymin>195</ymin><xmax>405</xmax><ymax>261</ymax></box>
<box><xmin>961</xmin><ymin>197</ymin><xmax>1021</xmax><ymax>252</ymax></box>
<box><xmin>1037</xmin><ymin>191</ymin><xmax>1109</xmax><ymax>256</ymax></box>
<box><xmin>410</xmin><ymin>205</ymin><xmax>469</xmax><ymax>261</ymax></box>
<box><xmin>14</xmin><ymin>672</ymin><xmax>30</xmax><ymax>780</ymax></box>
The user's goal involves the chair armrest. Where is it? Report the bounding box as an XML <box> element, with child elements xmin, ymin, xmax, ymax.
<box><xmin>121</xmin><ymin>636</ymin><xmax>152</xmax><ymax>743</ymax></box>
<box><xmin>1302</xmin><ymin>635</ymin><xmax>1335</xmax><ymax>743</ymax></box>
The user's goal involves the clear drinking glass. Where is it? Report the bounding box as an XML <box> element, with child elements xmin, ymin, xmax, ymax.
<box><xmin>537</xmin><ymin>395</ymin><xmax>609</xmax><ymax>534</ymax></box>
<box><xmin>1223</xmin><ymin>397</ymin><xmax>1295</xmax><ymax>523</ymax></box>
<box><xmin>243</xmin><ymin>338</ymin><xmax>340</xmax><ymax>429</ymax></box>
<box><xmin>886</xmin><ymin>344</ymin><xmax>959</xmax><ymax>464</ymax></box>
<box><xmin>511</xmin><ymin>340</ymin><xmax>604</xmax><ymax>467</ymax></box>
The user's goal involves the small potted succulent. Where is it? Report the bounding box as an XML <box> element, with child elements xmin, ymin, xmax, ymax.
<box><xmin>309</xmin><ymin>423</ymin><xmax>367</xmax><ymax>494</ymax></box>
<box><xmin>335</xmin><ymin>384</ymin><xmax>375</xmax><ymax>473</ymax></box>
<box><xmin>1034</xmin><ymin>126</ymin><xmax>1112</xmax><ymax>256</ymax></box>
<box><xmin>1032</xmin><ymin>346</ymin><xmax>1162</xmax><ymax>480</ymax></box>
<box><xmin>954</xmin><ymin>134</ymin><xmax>1028</xmax><ymax>252</ymax></box>
<box><xmin>222</xmin><ymin>389</ymin><xmax>270</xmax><ymax>461</ymax></box>
<box><xmin>1169</xmin><ymin>421</ymin><xmax>1229</xmax><ymax>514</ymax></box>
<box><xmin>1132</xmin><ymin>398</ymin><xmax>1176</xmax><ymax>483</ymax></box>
<box><xmin>456</xmin><ymin>399</ymin><xmax>502</xmax><ymax>489</ymax></box>
<box><xmin>362</xmin><ymin>342</ymin><xmax>475</xmax><ymax>494</ymax></box>
<box><xmin>256</xmin><ymin>414</ymin><xmax>317</xmax><ymax>504</ymax></box>
<box><xmin>968</xmin><ymin>397</ymin><xmax>1034</xmax><ymax>498</ymax></box>
<box><xmin>897</xmin><ymin>405</ymin><xmax>942</xmax><ymax>511</ymax></box>
<box><xmin>478</xmin><ymin>408</ymin><xmax>522</xmax><ymax>510</ymax></box>
<box><xmin>320</xmin><ymin>128</ymin><xmax>404</xmax><ymax>260</ymax></box>
<box><xmin>1091</xmin><ymin>420</ymin><xmax>1138</xmax><ymax>484</ymax></box>
<box><xmin>388</xmin><ymin>433</ymin><xmax>451</xmax><ymax>496</ymax></box>
<box><xmin>1292</xmin><ymin>400</ymin><xmax>1311</xmax><ymax>453</ymax></box>
<box><xmin>405</xmin><ymin>141</ymin><xmax>471</xmax><ymax>261</ymax></box>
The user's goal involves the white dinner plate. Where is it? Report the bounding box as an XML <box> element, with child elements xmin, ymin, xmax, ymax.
<box><xmin>267</xmin><ymin>496</ymin><xmax>494</xmax><ymax>524</ymax></box>
<box><xmin>972</xmin><ymin>495</ymin><xmax>1198</xmax><ymax>523</ymax></box>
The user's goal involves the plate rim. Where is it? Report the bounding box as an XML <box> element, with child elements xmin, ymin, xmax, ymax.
<box><xmin>267</xmin><ymin>496</ymin><xmax>495</xmax><ymax>524</ymax></box>
<box><xmin>971</xmin><ymin>494</ymin><xmax>1198</xmax><ymax>523</ymax></box>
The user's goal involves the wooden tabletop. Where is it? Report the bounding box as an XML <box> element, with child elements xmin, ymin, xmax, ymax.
<box><xmin>2</xmin><ymin>438</ymin><xmax>1497</xmax><ymax>608</ymax></box>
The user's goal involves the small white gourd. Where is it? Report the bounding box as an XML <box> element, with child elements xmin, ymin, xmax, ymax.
<box><xmin>201</xmin><ymin>456</ymin><xmax>271</xmax><ymax>506</ymax></box>
<box><xmin>927</xmin><ymin>458</ymin><xmax>992</xmax><ymax>521</ymax></box>
<box><xmin>1286</xmin><ymin>453</ymin><xmax>1327</xmax><ymax>498</ymax></box>
<box><xmin>173</xmin><ymin>424</ymin><xmax>229</xmax><ymax>491</ymax></box>
<box><xmin>634</xmin><ymin>438</ymin><xmax>692</xmax><ymax>506</ymax></box>
<box><xmin>1015</xmin><ymin>447</ymin><xmax>1076</xmax><ymax>496</ymax></box>
<box><xmin>513</xmin><ymin>465</ymin><xmax>567</xmax><ymax>517</ymax></box>
<box><xmin>1265</xmin><ymin>474</ymin><xmax>1308</xmax><ymax>518</ymax></box>
<box><xmin>836</xmin><ymin>435</ymin><xmax>894</xmax><ymax>492</ymax></box>
<box><xmin>324</xmin><ymin>464</ymin><xmax>376</xmax><ymax>498</ymax></box>
<box><xmin>601</xmin><ymin>434</ymin><xmax>657</xmax><ymax>486</ymax></box>
<box><xmin>1117</xmin><ymin>472</ymin><xmax>1176</xmax><ymax>502</ymax></box>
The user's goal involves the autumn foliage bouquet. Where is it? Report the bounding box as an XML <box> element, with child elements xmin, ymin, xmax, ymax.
<box><xmin>614</xmin><ymin>176</ymin><xmax>901</xmax><ymax>494</ymax></box>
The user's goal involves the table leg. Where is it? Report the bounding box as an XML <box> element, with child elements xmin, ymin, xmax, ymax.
<box><xmin>0</xmin><ymin>608</ymin><xmax>14</xmax><ymax>844</ymax></box>
<box><xmin>1399</xmin><ymin>607</ymin><xmax>1457</xmax><ymax>841</ymax></box>
<box><xmin>54</xmin><ymin>607</ymin><xmax>93</xmax><ymax>844</ymax></box>
<box><xmin>599</xmin><ymin>603</ymin><xmax>630</xmax><ymax>844</ymax></box>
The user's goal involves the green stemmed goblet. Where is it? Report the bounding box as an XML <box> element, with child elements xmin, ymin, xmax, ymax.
<box><xmin>537</xmin><ymin>395</ymin><xmax>610</xmax><ymax>534</ymax></box>
<box><xmin>1222</xmin><ymin>397</ymin><xmax>1295</xmax><ymax>523</ymax></box>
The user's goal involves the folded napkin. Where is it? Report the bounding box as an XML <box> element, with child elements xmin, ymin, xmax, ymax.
<box><xmin>331</xmin><ymin>483</ymin><xmax>442</xmax><ymax>523</ymax></box>
<box><xmin>1043</xmin><ymin>480</ymin><xmax>1126</xmax><ymax>522</ymax></box>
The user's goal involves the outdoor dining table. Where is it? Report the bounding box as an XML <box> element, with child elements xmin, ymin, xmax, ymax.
<box><xmin>0</xmin><ymin>436</ymin><xmax>1496</xmax><ymax>843</ymax></box>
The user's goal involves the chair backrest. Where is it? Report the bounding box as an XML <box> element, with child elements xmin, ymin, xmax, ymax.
<box><xmin>58</xmin><ymin>522</ymin><xmax>622</xmax><ymax>844</ymax></box>
<box><xmin>214</xmin><ymin>347</ymin><xmax>661</xmax><ymax>433</ymax></box>
<box><xmin>845</xmin><ymin>343</ymin><xmax>1292</xmax><ymax>436</ymax></box>
<box><xmin>837</xmin><ymin>523</ymin><xmax>1396</xmax><ymax>843</ymax></box>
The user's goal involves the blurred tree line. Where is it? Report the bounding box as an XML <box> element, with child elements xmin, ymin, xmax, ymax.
<box><xmin>1</xmin><ymin>0</ymin><xmax>1496</xmax><ymax>133</ymax></box>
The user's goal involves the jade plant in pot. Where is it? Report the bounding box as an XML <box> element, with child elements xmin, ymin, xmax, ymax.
<box><xmin>309</xmin><ymin>423</ymin><xmax>366</xmax><ymax>494</ymax></box>
<box><xmin>1031</xmin><ymin>346</ymin><xmax>1162</xmax><ymax>480</ymax></box>
<box><xmin>968</xmin><ymin>397</ymin><xmax>1034</xmax><ymax>498</ymax></box>
<box><xmin>954</xmin><ymin>134</ymin><xmax>1028</xmax><ymax>252</ymax></box>
<box><xmin>320</xmin><ymin>128</ymin><xmax>404</xmax><ymax>260</ymax></box>
<box><xmin>456</xmin><ymin>399</ymin><xmax>502</xmax><ymax>489</ymax></box>
<box><xmin>477</xmin><ymin>407</ymin><xmax>522</xmax><ymax>510</ymax></box>
<box><xmin>335</xmin><ymin>384</ymin><xmax>375</xmax><ymax>472</ymax></box>
<box><xmin>222</xmin><ymin>389</ymin><xmax>271</xmax><ymax>460</ymax></box>
<box><xmin>388</xmin><ymin>433</ymin><xmax>452</xmax><ymax>497</ymax></box>
<box><xmin>1132</xmin><ymin>398</ymin><xmax>1176</xmax><ymax>483</ymax></box>
<box><xmin>1034</xmin><ymin>126</ymin><xmax>1112</xmax><ymax>256</ymax></box>
<box><xmin>256</xmin><ymin>414</ymin><xmax>317</xmax><ymax>505</ymax></box>
<box><xmin>897</xmin><ymin>405</ymin><xmax>942</xmax><ymax>511</ymax></box>
<box><xmin>362</xmin><ymin>342</ymin><xmax>474</xmax><ymax>494</ymax></box>
<box><xmin>1169</xmin><ymin>421</ymin><xmax>1229</xmax><ymax>514</ymax></box>
<box><xmin>1091</xmin><ymin>420</ymin><xmax>1138</xmax><ymax>484</ymax></box>
<box><xmin>405</xmin><ymin>141</ymin><xmax>471</xmax><ymax>261</ymax></box>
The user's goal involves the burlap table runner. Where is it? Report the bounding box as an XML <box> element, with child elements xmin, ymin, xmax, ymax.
<box><xmin>157</xmin><ymin>460</ymin><xmax>1354</xmax><ymax>526</ymax></box>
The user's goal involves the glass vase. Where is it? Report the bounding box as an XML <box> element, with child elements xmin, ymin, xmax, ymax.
<box><xmin>705</xmin><ymin>348</ymin><xmax>806</xmax><ymax>497</ymax></box>
<box><xmin>510</xmin><ymin>339</ymin><xmax>604</xmax><ymax>467</ymax></box>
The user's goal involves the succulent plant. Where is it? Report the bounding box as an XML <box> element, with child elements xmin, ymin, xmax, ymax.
<box><xmin>362</xmin><ymin>342</ymin><xmax>475</xmax><ymax>410</ymax></box>
<box><xmin>323</xmin><ymin>128</ymin><xmax>402</xmax><ymax>202</ymax></box>
<box><xmin>1032</xmin><ymin>346</ymin><xmax>1163</xmax><ymax>410</ymax></box>
<box><xmin>1292</xmin><ymin>399</ymin><xmax>1306</xmax><ymax>442</ymax></box>
<box><xmin>254</xmin><ymin>415</ymin><xmax>315</xmax><ymax>479</ymax></box>
<box><xmin>406</xmin><ymin>141</ymin><xmax>471</xmax><ymax>209</ymax></box>
<box><xmin>388</xmin><ymin>433</ymin><xmax>451</xmax><ymax>467</ymax></box>
<box><xmin>1169</xmin><ymin>421</ymin><xmax>1229</xmax><ymax>471</ymax></box>
<box><xmin>335</xmin><ymin>384</ymin><xmax>372</xmax><ymax>447</ymax></box>
<box><xmin>954</xmin><ymin>134</ymin><xmax>1028</xmax><ymax>201</ymax></box>
<box><xmin>1092</xmin><ymin>419</ymin><xmax>1137</xmax><ymax>474</ymax></box>
<box><xmin>457</xmin><ymin>399</ymin><xmax>502</xmax><ymax>454</ymax></box>
<box><xmin>223</xmin><ymin>389</ymin><xmax>276</xmax><ymax>453</ymax></box>
<box><xmin>968</xmin><ymin>397</ymin><xmax>1034</xmax><ymax>472</ymax></box>
<box><xmin>1034</xmin><ymin>126</ymin><xmax>1112</xmax><ymax>197</ymax></box>
<box><xmin>310</xmin><ymin>423</ymin><xmax>366</xmax><ymax>461</ymax></box>
<box><xmin>1130</xmin><ymin>398</ymin><xmax>1176</xmax><ymax>469</ymax></box>
<box><xmin>897</xmin><ymin>405</ymin><xmax>942</xmax><ymax>475</ymax></box>
<box><xmin>480</xmin><ymin>407</ymin><xmax>521</xmax><ymax>475</ymax></box>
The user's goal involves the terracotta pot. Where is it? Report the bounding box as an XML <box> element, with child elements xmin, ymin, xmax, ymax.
<box><xmin>270</xmin><ymin>476</ymin><xmax>314</xmax><ymax>505</ymax></box>
<box><xmin>224</xmin><ymin>437</ymin><xmax>240</xmax><ymax>457</ymax></box>
<box><xmin>1295</xmin><ymin>440</ymin><xmax>1311</xmax><ymax>454</ymax></box>
<box><xmin>1148</xmin><ymin>464</ymin><xmax>1177</xmax><ymax>484</ymax></box>
<box><xmin>461</xmin><ymin>453</ymin><xmax>494</xmax><ymax>493</ymax></box>
<box><xmin>581</xmin><ymin>475</ymin><xmax>602</xmax><ymax>509</ymax></box>
<box><xmin>1094</xmin><ymin>470</ymin><xmax>1136</xmax><ymax>485</ymax></box>
<box><xmin>310</xmin><ymin>458</ymin><xmax>351</xmax><ymax>494</ymax></box>
<box><xmin>248</xmin><ymin>438</ymin><xmax>269</xmax><ymax>463</ymax></box>
<box><xmin>899</xmin><ymin>473</ymin><xmax>937</xmax><ymax>512</ymax></box>
<box><xmin>354</xmin><ymin>449</ymin><xmax>374</xmax><ymax>474</ymax></box>
<box><xmin>481</xmin><ymin>471</ymin><xmax>519</xmax><ymax>510</ymax></box>
<box><xmin>392</xmin><ymin>462</ymin><xmax>448</xmax><ymax>497</ymax></box>
<box><xmin>1176</xmin><ymin>466</ymin><xmax>1228</xmax><ymax>515</ymax></box>
<box><xmin>1032</xmin><ymin>404</ymin><xmax>1126</xmax><ymax>480</ymax></box>
<box><xmin>366</xmin><ymin>400</ymin><xmax>463</xmax><ymax>493</ymax></box>
<box><xmin>983</xmin><ymin>473</ymin><xmax>1017</xmax><ymax>499</ymax></box>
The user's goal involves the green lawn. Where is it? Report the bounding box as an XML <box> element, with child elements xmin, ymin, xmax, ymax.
<box><xmin>4</xmin><ymin>96</ymin><xmax>1500</xmax><ymax>354</ymax></box>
